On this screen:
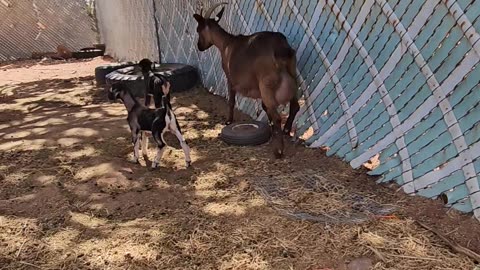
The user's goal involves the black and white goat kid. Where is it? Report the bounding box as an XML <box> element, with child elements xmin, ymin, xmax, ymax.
<box><xmin>138</xmin><ymin>58</ymin><xmax>168</xmax><ymax>109</ymax></box>
<box><xmin>108</xmin><ymin>82</ymin><xmax>191</xmax><ymax>168</ymax></box>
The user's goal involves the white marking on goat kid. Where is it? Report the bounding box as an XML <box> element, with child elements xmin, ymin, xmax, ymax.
<box><xmin>152</xmin><ymin>129</ymin><xmax>168</xmax><ymax>168</ymax></box>
<box><xmin>133</xmin><ymin>136</ymin><xmax>141</xmax><ymax>163</ymax></box>
<box><xmin>168</xmin><ymin>111</ymin><xmax>192</xmax><ymax>167</ymax></box>
<box><xmin>141</xmin><ymin>131</ymin><xmax>148</xmax><ymax>156</ymax></box>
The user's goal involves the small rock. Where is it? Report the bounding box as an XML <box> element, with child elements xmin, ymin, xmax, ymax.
<box><xmin>121</xmin><ymin>167</ymin><xmax>134</xmax><ymax>174</ymax></box>
<box><xmin>347</xmin><ymin>257</ymin><xmax>373</xmax><ymax>270</ymax></box>
<box><xmin>124</xmin><ymin>253</ymin><xmax>133</xmax><ymax>261</ymax></box>
<box><xmin>238</xmin><ymin>179</ymin><xmax>250</xmax><ymax>191</ymax></box>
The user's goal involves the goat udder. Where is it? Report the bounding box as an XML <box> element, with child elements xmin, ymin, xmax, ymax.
<box><xmin>275</xmin><ymin>73</ymin><xmax>296</xmax><ymax>105</ymax></box>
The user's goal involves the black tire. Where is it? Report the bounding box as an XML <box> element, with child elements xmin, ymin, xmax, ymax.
<box><xmin>105</xmin><ymin>63</ymin><xmax>200</xmax><ymax>98</ymax></box>
<box><xmin>95</xmin><ymin>61</ymin><xmax>137</xmax><ymax>86</ymax></box>
<box><xmin>72</xmin><ymin>48</ymin><xmax>104</xmax><ymax>59</ymax></box>
<box><xmin>220</xmin><ymin>121</ymin><xmax>272</xmax><ymax>146</ymax></box>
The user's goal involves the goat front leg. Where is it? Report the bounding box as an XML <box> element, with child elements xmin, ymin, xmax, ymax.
<box><xmin>226</xmin><ymin>82</ymin><xmax>235</xmax><ymax>125</ymax></box>
<box><xmin>131</xmin><ymin>129</ymin><xmax>141</xmax><ymax>163</ymax></box>
<box><xmin>170</xmin><ymin>118</ymin><xmax>191</xmax><ymax>168</ymax></box>
<box><xmin>151</xmin><ymin>130</ymin><xmax>167</xmax><ymax>169</ymax></box>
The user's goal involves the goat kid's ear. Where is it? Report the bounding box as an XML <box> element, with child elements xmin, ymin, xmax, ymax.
<box><xmin>193</xmin><ymin>13</ymin><xmax>204</xmax><ymax>23</ymax></box>
<box><xmin>214</xmin><ymin>7</ymin><xmax>225</xmax><ymax>22</ymax></box>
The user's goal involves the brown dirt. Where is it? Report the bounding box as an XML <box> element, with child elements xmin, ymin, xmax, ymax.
<box><xmin>1</xmin><ymin>58</ymin><xmax>479</xmax><ymax>270</ymax></box>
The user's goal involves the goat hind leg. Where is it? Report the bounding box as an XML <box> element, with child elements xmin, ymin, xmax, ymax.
<box><xmin>225</xmin><ymin>84</ymin><xmax>235</xmax><ymax>125</ymax></box>
<box><xmin>131</xmin><ymin>131</ymin><xmax>141</xmax><ymax>163</ymax></box>
<box><xmin>171</xmin><ymin>118</ymin><xmax>191</xmax><ymax>167</ymax></box>
<box><xmin>151</xmin><ymin>131</ymin><xmax>166</xmax><ymax>169</ymax></box>
<box><xmin>266</xmin><ymin>106</ymin><xmax>284</xmax><ymax>159</ymax></box>
<box><xmin>141</xmin><ymin>131</ymin><xmax>148</xmax><ymax>157</ymax></box>
<box><xmin>152</xmin><ymin>145</ymin><xmax>166</xmax><ymax>169</ymax></box>
<box><xmin>283</xmin><ymin>96</ymin><xmax>300</xmax><ymax>135</ymax></box>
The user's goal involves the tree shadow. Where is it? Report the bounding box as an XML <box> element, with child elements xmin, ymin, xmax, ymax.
<box><xmin>2</xmin><ymin>68</ymin><xmax>480</xmax><ymax>270</ymax></box>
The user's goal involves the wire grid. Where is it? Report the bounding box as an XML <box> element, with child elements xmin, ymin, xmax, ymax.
<box><xmin>0</xmin><ymin>0</ymin><xmax>97</xmax><ymax>61</ymax></box>
<box><xmin>95</xmin><ymin>0</ymin><xmax>480</xmax><ymax>221</ymax></box>
<box><xmin>252</xmin><ymin>170</ymin><xmax>397</xmax><ymax>224</ymax></box>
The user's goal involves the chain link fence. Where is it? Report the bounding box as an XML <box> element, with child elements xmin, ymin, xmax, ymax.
<box><xmin>0</xmin><ymin>0</ymin><xmax>97</xmax><ymax>61</ymax></box>
<box><xmin>96</xmin><ymin>0</ymin><xmax>480</xmax><ymax>221</ymax></box>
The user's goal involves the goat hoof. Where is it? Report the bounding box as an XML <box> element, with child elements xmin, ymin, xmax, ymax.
<box><xmin>151</xmin><ymin>162</ymin><xmax>159</xmax><ymax>169</ymax></box>
<box><xmin>186</xmin><ymin>161</ymin><xmax>192</xmax><ymax>168</ymax></box>
<box><xmin>130</xmin><ymin>158</ymin><xmax>139</xmax><ymax>164</ymax></box>
<box><xmin>274</xmin><ymin>150</ymin><xmax>283</xmax><ymax>159</ymax></box>
<box><xmin>283</xmin><ymin>129</ymin><xmax>292</xmax><ymax>136</ymax></box>
<box><xmin>225</xmin><ymin>120</ymin><xmax>233</xmax><ymax>125</ymax></box>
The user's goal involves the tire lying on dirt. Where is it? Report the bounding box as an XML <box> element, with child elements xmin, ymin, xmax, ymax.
<box><xmin>105</xmin><ymin>63</ymin><xmax>200</xmax><ymax>98</ymax></box>
<box><xmin>220</xmin><ymin>121</ymin><xmax>272</xmax><ymax>146</ymax></box>
<box><xmin>95</xmin><ymin>61</ymin><xmax>137</xmax><ymax>86</ymax></box>
<box><xmin>72</xmin><ymin>48</ymin><xmax>105</xmax><ymax>59</ymax></box>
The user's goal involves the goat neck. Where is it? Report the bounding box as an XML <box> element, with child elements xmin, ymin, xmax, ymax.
<box><xmin>120</xmin><ymin>91</ymin><xmax>138</xmax><ymax>112</ymax></box>
<box><xmin>210</xmin><ymin>24</ymin><xmax>234</xmax><ymax>52</ymax></box>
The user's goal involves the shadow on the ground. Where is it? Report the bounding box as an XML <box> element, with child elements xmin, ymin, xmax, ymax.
<box><xmin>1</xmin><ymin>68</ymin><xmax>480</xmax><ymax>270</ymax></box>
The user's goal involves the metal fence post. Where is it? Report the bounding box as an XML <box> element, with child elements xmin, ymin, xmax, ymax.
<box><xmin>151</xmin><ymin>0</ymin><xmax>162</xmax><ymax>63</ymax></box>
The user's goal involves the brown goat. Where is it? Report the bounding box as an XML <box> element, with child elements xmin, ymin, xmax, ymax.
<box><xmin>193</xmin><ymin>3</ymin><xmax>300</xmax><ymax>158</ymax></box>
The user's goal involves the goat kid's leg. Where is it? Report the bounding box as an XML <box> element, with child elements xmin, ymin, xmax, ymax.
<box><xmin>170</xmin><ymin>118</ymin><xmax>192</xmax><ymax>168</ymax></box>
<box><xmin>144</xmin><ymin>94</ymin><xmax>152</xmax><ymax>108</ymax></box>
<box><xmin>131</xmin><ymin>130</ymin><xmax>141</xmax><ymax>163</ymax></box>
<box><xmin>226</xmin><ymin>84</ymin><xmax>235</xmax><ymax>125</ymax></box>
<box><xmin>151</xmin><ymin>130</ymin><xmax>167</xmax><ymax>169</ymax></box>
<box><xmin>283</xmin><ymin>96</ymin><xmax>300</xmax><ymax>136</ymax></box>
<box><xmin>152</xmin><ymin>144</ymin><xmax>166</xmax><ymax>169</ymax></box>
<box><xmin>141</xmin><ymin>131</ymin><xmax>148</xmax><ymax>157</ymax></box>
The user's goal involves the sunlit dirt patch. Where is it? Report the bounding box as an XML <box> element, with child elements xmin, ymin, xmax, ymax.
<box><xmin>0</xmin><ymin>59</ymin><xmax>479</xmax><ymax>270</ymax></box>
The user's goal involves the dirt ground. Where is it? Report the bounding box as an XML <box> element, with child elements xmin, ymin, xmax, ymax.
<box><xmin>1</xmin><ymin>58</ymin><xmax>480</xmax><ymax>270</ymax></box>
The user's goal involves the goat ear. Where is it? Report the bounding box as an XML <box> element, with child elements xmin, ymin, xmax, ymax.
<box><xmin>214</xmin><ymin>7</ymin><xmax>225</xmax><ymax>22</ymax></box>
<box><xmin>193</xmin><ymin>14</ymin><xmax>204</xmax><ymax>23</ymax></box>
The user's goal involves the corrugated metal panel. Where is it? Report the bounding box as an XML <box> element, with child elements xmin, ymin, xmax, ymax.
<box><xmin>95</xmin><ymin>0</ymin><xmax>159</xmax><ymax>62</ymax></box>
<box><xmin>95</xmin><ymin>0</ymin><xmax>480</xmax><ymax>221</ymax></box>
<box><xmin>0</xmin><ymin>0</ymin><xmax>97</xmax><ymax>61</ymax></box>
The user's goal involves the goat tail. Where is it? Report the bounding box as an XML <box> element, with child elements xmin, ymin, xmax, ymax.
<box><xmin>274</xmin><ymin>46</ymin><xmax>297</xmax><ymax>76</ymax></box>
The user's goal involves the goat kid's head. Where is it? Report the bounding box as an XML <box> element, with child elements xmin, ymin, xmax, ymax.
<box><xmin>138</xmin><ymin>58</ymin><xmax>154</xmax><ymax>73</ymax></box>
<box><xmin>107</xmin><ymin>83</ymin><xmax>127</xmax><ymax>102</ymax></box>
<box><xmin>193</xmin><ymin>2</ymin><xmax>227</xmax><ymax>51</ymax></box>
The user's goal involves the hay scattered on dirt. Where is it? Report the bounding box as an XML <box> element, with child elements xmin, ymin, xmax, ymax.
<box><xmin>0</xmin><ymin>58</ymin><xmax>479</xmax><ymax>269</ymax></box>
<box><xmin>252</xmin><ymin>170</ymin><xmax>397</xmax><ymax>224</ymax></box>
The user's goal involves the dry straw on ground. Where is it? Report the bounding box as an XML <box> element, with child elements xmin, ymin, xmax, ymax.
<box><xmin>0</xmin><ymin>58</ymin><xmax>479</xmax><ymax>269</ymax></box>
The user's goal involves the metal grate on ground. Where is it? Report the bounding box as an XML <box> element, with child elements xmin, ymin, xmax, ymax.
<box><xmin>251</xmin><ymin>170</ymin><xmax>397</xmax><ymax>224</ymax></box>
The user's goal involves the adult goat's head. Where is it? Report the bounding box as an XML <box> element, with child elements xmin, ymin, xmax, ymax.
<box><xmin>193</xmin><ymin>2</ymin><xmax>227</xmax><ymax>51</ymax></box>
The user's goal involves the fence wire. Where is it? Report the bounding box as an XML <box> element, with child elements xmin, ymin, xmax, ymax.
<box><xmin>0</xmin><ymin>0</ymin><xmax>97</xmax><ymax>61</ymax></box>
<box><xmin>96</xmin><ymin>0</ymin><xmax>480</xmax><ymax>221</ymax></box>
